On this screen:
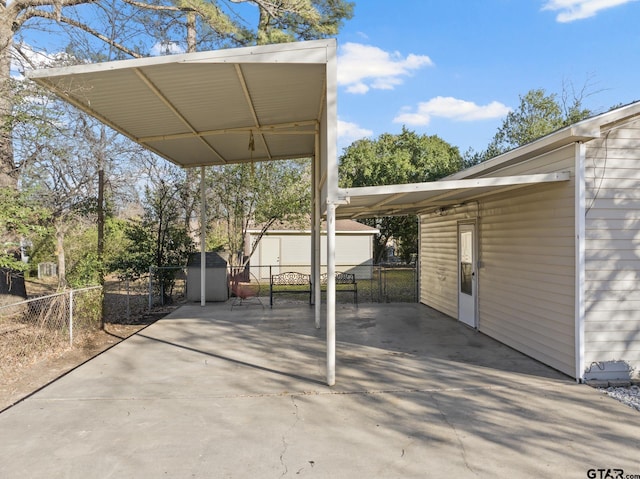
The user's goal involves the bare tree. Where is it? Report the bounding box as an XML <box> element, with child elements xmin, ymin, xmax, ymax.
<box><xmin>206</xmin><ymin>160</ymin><xmax>311</xmax><ymax>268</ymax></box>
<box><xmin>1</xmin><ymin>0</ymin><xmax>353</xmax><ymax>187</ymax></box>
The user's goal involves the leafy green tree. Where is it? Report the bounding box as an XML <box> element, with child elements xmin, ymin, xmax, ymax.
<box><xmin>0</xmin><ymin>189</ymin><xmax>46</xmax><ymax>270</ymax></box>
<box><xmin>489</xmin><ymin>89</ymin><xmax>565</xmax><ymax>154</ymax></box>
<box><xmin>339</xmin><ymin>128</ymin><xmax>463</xmax><ymax>263</ymax></box>
<box><xmin>108</xmin><ymin>174</ymin><xmax>194</xmax><ymax>303</ymax></box>
<box><xmin>0</xmin><ymin>188</ymin><xmax>48</xmax><ymax>301</ymax></box>
<box><xmin>206</xmin><ymin>159</ymin><xmax>311</xmax><ymax>267</ymax></box>
<box><xmin>468</xmin><ymin>87</ymin><xmax>594</xmax><ymax>164</ymax></box>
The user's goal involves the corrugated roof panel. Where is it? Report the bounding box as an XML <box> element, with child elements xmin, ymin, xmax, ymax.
<box><xmin>243</xmin><ymin>64</ymin><xmax>325</xmax><ymax>126</ymax></box>
<box><xmin>141</xmin><ymin>63</ymin><xmax>255</xmax><ymax>131</ymax></box>
<box><xmin>262</xmin><ymin>133</ymin><xmax>315</xmax><ymax>159</ymax></box>
<box><xmin>27</xmin><ymin>40</ymin><xmax>334</xmax><ymax>168</ymax></box>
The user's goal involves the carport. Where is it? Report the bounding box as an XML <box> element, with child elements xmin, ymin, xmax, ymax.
<box><xmin>28</xmin><ymin>39</ymin><xmax>343</xmax><ymax>384</ymax></box>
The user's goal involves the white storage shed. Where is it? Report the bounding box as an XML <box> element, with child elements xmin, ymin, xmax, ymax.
<box><xmin>247</xmin><ymin>219</ymin><xmax>378</xmax><ymax>280</ymax></box>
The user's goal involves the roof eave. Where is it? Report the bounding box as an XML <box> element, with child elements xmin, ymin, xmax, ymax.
<box><xmin>448</xmin><ymin>125</ymin><xmax>599</xmax><ymax>180</ymax></box>
<box><xmin>450</xmin><ymin>100</ymin><xmax>640</xmax><ymax>180</ymax></box>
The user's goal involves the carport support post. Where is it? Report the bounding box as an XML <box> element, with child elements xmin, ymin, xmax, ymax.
<box><xmin>200</xmin><ymin>166</ymin><xmax>206</xmax><ymax>307</ymax></box>
<box><xmin>326</xmin><ymin>202</ymin><xmax>336</xmax><ymax>386</ymax></box>
<box><xmin>313</xmin><ymin>152</ymin><xmax>322</xmax><ymax>329</ymax></box>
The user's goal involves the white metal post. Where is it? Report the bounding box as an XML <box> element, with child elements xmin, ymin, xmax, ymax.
<box><xmin>310</xmin><ymin>153</ymin><xmax>316</xmax><ymax>309</ymax></box>
<box><xmin>323</xmin><ymin>40</ymin><xmax>338</xmax><ymax>385</ymax></box>
<box><xmin>326</xmin><ymin>202</ymin><xmax>336</xmax><ymax>386</ymax></box>
<box><xmin>200</xmin><ymin>166</ymin><xmax>206</xmax><ymax>307</ymax></box>
<box><xmin>314</xmin><ymin>190</ymin><xmax>321</xmax><ymax>329</ymax></box>
<box><xmin>313</xmin><ymin>138</ymin><xmax>322</xmax><ymax>329</ymax></box>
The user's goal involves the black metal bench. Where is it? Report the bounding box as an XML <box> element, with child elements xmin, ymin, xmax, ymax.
<box><xmin>319</xmin><ymin>272</ymin><xmax>358</xmax><ymax>305</ymax></box>
<box><xmin>270</xmin><ymin>272</ymin><xmax>311</xmax><ymax>308</ymax></box>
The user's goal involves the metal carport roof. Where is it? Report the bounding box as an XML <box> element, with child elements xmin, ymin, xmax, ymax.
<box><xmin>24</xmin><ymin>38</ymin><xmax>592</xmax><ymax>386</ymax></box>
<box><xmin>27</xmin><ymin>40</ymin><xmax>332</xmax><ymax>168</ymax></box>
<box><xmin>336</xmin><ymin>172</ymin><xmax>571</xmax><ymax>219</ymax></box>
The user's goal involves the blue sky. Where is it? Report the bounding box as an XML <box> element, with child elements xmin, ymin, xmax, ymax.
<box><xmin>14</xmin><ymin>0</ymin><xmax>640</xmax><ymax>156</ymax></box>
<box><xmin>334</xmin><ymin>0</ymin><xmax>640</xmax><ymax>154</ymax></box>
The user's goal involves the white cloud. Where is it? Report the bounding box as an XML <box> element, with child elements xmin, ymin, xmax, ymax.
<box><xmin>542</xmin><ymin>0</ymin><xmax>636</xmax><ymax>22</ymax></box>
<box><xmin>338</xmin><ymin>42</ymin><xmax>433</xmax><ymax>95</ymax></box>
<box><xmin>150</xmin><ymin>41</ymin><xmax>185</xmax><ymax>56</ymax></box>
<box><xmin>393</xmin><ymin>96</ymin><xmax>511</xmax><ymax>126</ymax></box>
<box><xmin>11</xmin><ymin>44</ymin><xmax>76</xmax><ymax>78</ymax></box>
<box><xmin>338</xmin><ymin>119</ymin><xmax>373</xmax><ymax>144</ymax></box>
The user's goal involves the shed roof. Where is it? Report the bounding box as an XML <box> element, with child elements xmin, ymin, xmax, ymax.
<box><xmin>247</xmin><ymin>219</ymin><xmax>379</xmax><ymax>234</ymax></box>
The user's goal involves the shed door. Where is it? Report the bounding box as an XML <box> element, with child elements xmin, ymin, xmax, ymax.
<box><xmin>458</xmin><ymin>223</ymin><xmax>477</xmax><ymax>328</ymax></box>
<box><xmin>261</xmin><ymin>237</ymin><xmax>281</xmax><ymax>278</ymax></box>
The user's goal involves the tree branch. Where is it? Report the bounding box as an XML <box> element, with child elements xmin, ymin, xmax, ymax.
<box><xmin>11</xmin><ymin>0</ymin><xmax>95</xmax><ymax>16</ymax></box>
<box><xmin>15</xmin><ymin>10</ymin><xmax>142</xmax><ymax>58</ymax></box>
<box><xmin>118</xmin><ymin>0</ymin><xmax>182</xmax><ymax>13</ymax></box>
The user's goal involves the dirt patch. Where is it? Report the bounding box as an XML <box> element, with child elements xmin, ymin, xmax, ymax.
<box><xmin>0</xmin><ymin>307</ymin><xmax>178</xmax><ymax>413</ymax></box>
<box><xmin>0</xmin><ymin>277</ymin><xmax>184</xmax><ymax>412</ymax></box>
<box><xmin>0</xmin><ymin>323</ymin><xmax>141</xmax><ymax>412</ymax></box>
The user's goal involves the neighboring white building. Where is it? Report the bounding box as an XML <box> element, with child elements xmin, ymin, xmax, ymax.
<box><xmin>417</xmin><ymin>102</ymin><xmax>640</xmax><ymax>382</ymax></box>
<box><xmin>247</xmin><ymin>219</ymin><xmax>378</xmax><ymax>280</ymax></box>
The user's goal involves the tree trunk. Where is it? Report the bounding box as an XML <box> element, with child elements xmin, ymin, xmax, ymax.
<box><xmin>0</xmin><ymin>15</ymin><xmax>16</xmax><ymax>189</ymax></box>
<box><xmin>97</xmin><ymin>154</ymin><xmax>105</xmax><ymax>271</ymax></box>
<box><xmin>56</xmin><ymin>224</ymin><xmax>68</xmax><ymax>289</ymax></box>
<box><xmin>186</xmin><ymin>11</ymin><xmax>196</xmax><ymax>53</ymax></box>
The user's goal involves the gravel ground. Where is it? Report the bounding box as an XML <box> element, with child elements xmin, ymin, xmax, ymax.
<box><xmin>600</xmin><ymin>385</ymin><xmax>640</xmax><ymax>413</ymax></box>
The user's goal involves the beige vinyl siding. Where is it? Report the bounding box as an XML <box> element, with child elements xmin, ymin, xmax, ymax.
<box><xmin>250</xmin><ymin>232</ymin><xmax>375</xmax><ymax>278</ymax></box>
<box><xmin>420</xmin><ymin>145</ymin><xmax>577</xmax><ymax>376</ymax></box>
<box><xmin>478</xmin><ymin>146</ymin><xmax>576</xmax><ymax>376</ymax></box>
<box><xmin>584</xmin><ymin>120</ymin><xmax>640</xmax><ymax>374</ymax></box>
<box><xmin>280</xmin><ymin>235</ymin><xmax>310</xmax><ymax>265</ymax></box>
<box><xmin>420</xmin><ymin>205</ymin><xmax>475</xmax><ymax>319</ymax></box>
<box><xmin>334</xmin><ymin>235</ymin><xmax>371</xmax><ymax>266</ymax></box>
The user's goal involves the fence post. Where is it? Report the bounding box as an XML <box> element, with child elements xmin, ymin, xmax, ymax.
<box><xmin>69</xmin><ymin>289</ymin><xmax>74</xmax><ymax>347</ymax></box>
<box><xmin>126</xmin><ymin>279</ymin><xmax>131</xmax><ymax>320</ymax></box>
<box><xmin>148</xmin><ymin>267</ymin><xmax>153</xmax><ymax>313</ymax></box>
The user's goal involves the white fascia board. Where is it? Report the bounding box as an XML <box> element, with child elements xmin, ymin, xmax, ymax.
<box><xmin>340</xmin><ymin>171</ymin><xmax>571</xmax><ymax>198</ymax></box>
<box><xmin>446</xmin><ymin>126</ymin><xmax>600</xmax><ymax>180</ymax></box>
<box><xmin>26</xmin><ymin>39</ymin><xmax>334</xmax><ymax>81</ymax></box>
<box><xmin>445</xmin><ymin>101</ymin><xmax>640</xmax><ymax>182</ymax></box>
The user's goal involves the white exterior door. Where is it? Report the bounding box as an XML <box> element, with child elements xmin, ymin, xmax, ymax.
<box><xmin>458</xmin><ymin>223</ymin><xmax>477</xmax><ymax>328</ymax></box>
<box><xmin>261</xmin><ymin>237</ymin><xmax>281</xmax><ymax>278</ymax></box>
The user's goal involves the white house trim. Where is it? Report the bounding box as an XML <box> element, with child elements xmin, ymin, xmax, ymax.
<box><xmin>575</xmin><ymin>142</ymin><xmax>587</xmax><ymax>382</ymax></box>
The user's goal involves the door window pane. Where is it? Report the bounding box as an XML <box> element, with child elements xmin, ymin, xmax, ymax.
<box><xmin>460</xmin><ymin>230</ymin><xmax>473</xmax><ymax>295</ymax></box>
<box><xmin>460</xmin><ymin>262</ymin><xmax>472</xmax><ymax>295</ymax></box>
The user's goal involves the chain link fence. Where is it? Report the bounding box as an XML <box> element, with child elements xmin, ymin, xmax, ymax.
<box><xmin>0</xmin><ymin>286</ymin><xmax>102</xmax><ymax>379</ymax></box>
<box><xmin>149</xmin><ymin>266</ymin><xmax>187</xmax><ymax>309</ymax></box>
<box><xmin>233</xmin><ymin>263</ymin><xmax>418</xmax><ymax>305</ymax></box>
<box><xmin>103</xmin><ymin>276</ymin><xmax>152</xmax><ymax>323</ymax></box>
<box><xmin>102</xmin><ymin>267</ymin><xmax>188</xmax><ymax>323</ymax></box>
<box><xmin>101</xmin><ymin>263</ymin><xmax>416</xmax><ymax>318</ymax></box>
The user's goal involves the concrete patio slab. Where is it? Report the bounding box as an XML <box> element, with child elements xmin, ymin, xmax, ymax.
<box><xmin>1</xmin><ymin>302</ymin><xmax>638</xmax><ymax>478</ymax></box>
